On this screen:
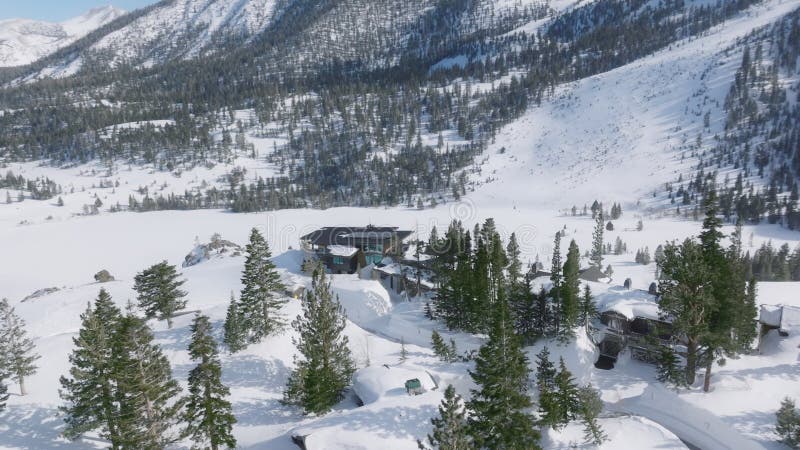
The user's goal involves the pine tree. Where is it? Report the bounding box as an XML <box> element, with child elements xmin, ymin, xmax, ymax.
<box><xmin>0</xmin><ymin>298</ymin><xmax>40</xmax><ymax>396</ymax></box>
<box><xmin>658</xmin><ymin>238</ymin><xmax>714</xmax><ymax>385</ymax></box>
<box><xmin>283</xmin><ymin>269</ymin><xmax>355</xmax><ymax>415</ymax></box>
<box><xmin>431</xmin><ymin>330</ymin><xmax>454</xmax><ymax>362</ymax></box>
<box><xmin>559</xmin><ymin>240</ymin><xmax>581</xmax><ymax>339</ymax></box>
<box><xmin>578</xmin><ymin>385</ymin><xmax>607</xmax><ymax>445</ymax></box>
<box><xmin>550</xmin><ymin>358</ymin><xmax>581</xmax><ymax>430</ymax></box>
<box><xmin>535</xmin><ymin>346</ymin><xmax>560</xmax><ymax>429</ymax></box>
<box><xmin>448</xmin><ymin>339</ymin><xmax>459</xmax><ymax>362</ymax></box>
<box><xmin>467</xmin><ymin>289</ymin><xmax>540</xmax><ymax>449</ymax></box>
<box><xmin>550</xmin><ymin>231</ymin><xmax>563</xmax><ymax>335</ymax></box>
<box><xmin>0</xmin><ymin>376</ymin><xmax>7</xmax><ymax>413</ymax></box>
<box><xmin>506</xmin><ymin>233</ymin><xmax>522</xmax><ymax>286</ymax></box>
<box><xmin>535</xmin><ymin>347</ymin><xmax>557</xmax><ymax>394</ymax></box>
<box><xmin>400</xmin><ymin>337</ymin><xmax>408</xmax><ymax>362</ymax></box>
<box><xmin>183</xmin><ymin>314</ymin><xmax>237</xmax><ymax>450</ymax></box>
<box><xmin>239</xmin><ymin>228</ymin><xmax>286</xmax><ymax>344</ymax></box>
<box><xmin>698</xmin><ymin>190</ymin><xmax>756</xmax><ymax>392</ymax></box>
<box><xmin>223</xmin><ymin>292</ymin><xmax>246</xmax><ymax>353</ymax></box>
<box><xmin>590</xmin><ymin>212</ymin><xmax>604</xmax><ymax>269</ymax></box>
<box><xmin>60</xmin><ymin>289</ymin><xmax>123</xmax><ymax>446</ymax></box>
<box><xmin>776</xmin><ymin>397</ymin><xmax>800</xmax><ymax>448</ymax></box>
<box><xmin>134</xmin><ymin>261</ymin><xmax>187</xmax><ymax>328</ymax></box>
<box><xmin>511</xmin><ymin>271</ymin><xmax>538</xmax><ymax>343</ymax></box>
<box><xmin>111</xmin><ymin>310</ymin><xmax>183</xmax><ymax>448</ymax></box>
<box><xmin>578</xmin><ymin>284</ymin><xmax>597</xmax><ymax>328</ymax></box>
<box><xmin>656</xmin><ymin>346</ymin><xmax>686</xmax><ymax>389</ymax></box>
<box><xmin>420</xmin><ymin>385</ymin><xmax>471</xmax><ymax>450</ymax></box>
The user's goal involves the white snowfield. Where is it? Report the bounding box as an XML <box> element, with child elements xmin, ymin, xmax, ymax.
<box><xmin>1</xmin><ymin>0</ymin><xmax>800</xmax><ymax>448</ymax></box>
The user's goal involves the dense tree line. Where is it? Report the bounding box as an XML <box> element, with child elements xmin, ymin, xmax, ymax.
<box><xmin>428</xmin><ymin>218</ymin><xmax>599</xmax><ymax>343</ymax></box>
<box><xmin>742</xmin><ymin>240</ymin><xmax>800</xmax><ymax>281</ymax></box>
<box><xmin>0</xmin><ymin>170</ymin><xmax>62</xmax><ymax>201</ymax></box>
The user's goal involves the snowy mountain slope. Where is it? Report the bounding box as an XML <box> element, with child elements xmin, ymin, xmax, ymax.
<box><xmin>0</xmin><ymin>6</ymin><xmax>125</xmax><ymax>67</ymax></box>
<box><xmin>8</xmin><ymin>0</ymin><xmax>549</xmax><ymax>81</ymax></box>
<box><xmin>89</xmin><ymin>0</ymin><xmax>279</xmax><ymax>65</ymax></box>
<box><xmin>470</xmin><ymin>0</ymin><xmax>800</xmax><ymax>209</ymax></box>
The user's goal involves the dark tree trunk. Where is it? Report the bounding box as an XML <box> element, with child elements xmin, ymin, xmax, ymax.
<box><xmin>685</xmin><ymin>338</ymin><xmax>698</xmax><ymax>386</ymax></box>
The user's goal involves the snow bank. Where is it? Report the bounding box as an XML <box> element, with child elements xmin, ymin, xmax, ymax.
<box><xmin>527</xmin><ymin>329</ymin><xmax>599</xmax><ymax>385</ymax></box>
<box><xmin>616</xmin><ymin>385</ymin><xmax>769</xmax><ymax>450</ymax></box>
<box><xmin>544</xmin><ymin>415</ymin><xmax>688</xmax><ymax>449</ymax></box>
<box><xmin>331</xmin><ymin>275</ymin><xmax>393</xmax><ymax>327</ymax></box>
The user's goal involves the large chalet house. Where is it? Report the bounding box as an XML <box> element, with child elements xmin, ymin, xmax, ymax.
<box><xmin>301</xmin><ymin>226</ymin><xmax>413</xmax><ymax>274</ymax></box>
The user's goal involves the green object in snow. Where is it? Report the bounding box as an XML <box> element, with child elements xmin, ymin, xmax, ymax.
<box><xmin>405</xmin><ymin>378</ymin><xmax>424</xmax><ymax>395</ymax></box>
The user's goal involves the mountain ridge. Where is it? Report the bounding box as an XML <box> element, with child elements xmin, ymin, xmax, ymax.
<box><xmin>0</xmin><ymin>5</ymin><xmax>126</xmax><ymax>67</ymax></box>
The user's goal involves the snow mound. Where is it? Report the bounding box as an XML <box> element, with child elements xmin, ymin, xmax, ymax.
<box><xmin>353</xmin><ymin>364</ymin><xmax>437</xmax><ymax>405</ymax></box>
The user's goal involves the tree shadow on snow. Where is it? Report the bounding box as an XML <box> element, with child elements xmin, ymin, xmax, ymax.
<box><xmin>0</xmin><ymin>405</ymin><xmax>90</xmax><ymax>449</ymax></box>
<box><xmin>222</xmin><ymin>355</ymin><xmax>292</xmax><ymax>391</ymax></box>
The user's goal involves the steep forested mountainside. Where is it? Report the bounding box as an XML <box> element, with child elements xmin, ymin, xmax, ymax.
<box><xmin>0</xmin><ymin>0</ymin><xmax>799</xmax><ymax>221</ymax></box>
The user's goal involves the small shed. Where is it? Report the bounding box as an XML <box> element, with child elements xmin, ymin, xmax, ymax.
<box><xmin>405</xmin><ymin>378</ymin><xmax>424</xmax><ymax>396</ymax></box>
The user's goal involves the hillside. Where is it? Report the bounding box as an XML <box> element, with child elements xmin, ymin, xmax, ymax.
<box><xmin>1</xmin><ymin>0</ymin><xmax>798</xmax><ymax>225</ymax></box>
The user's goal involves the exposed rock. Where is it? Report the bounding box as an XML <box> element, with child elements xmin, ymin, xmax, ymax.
<box><xmin>22</xmin><ymin>287</ymin><xmax>60</xmax><ymax>302</ymax></box>
<box><xmin>183</xmin><ymin>233</ymin><xmax>242</xmax><ymax>267</ymax></box>
<box><xmin>94</xmin><ymin>269</ymin><xmax>115</xmax><ymax>283</ymax></box>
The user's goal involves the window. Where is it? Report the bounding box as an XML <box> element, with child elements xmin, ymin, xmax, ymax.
<box><xmin>333</xmin><ymin>256</ymin><xmax>345</xmax><ymax>265</ymax></box>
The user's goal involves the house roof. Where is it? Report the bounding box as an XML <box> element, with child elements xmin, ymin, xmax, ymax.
<box><xmin>301</xmin><ymin>226</ymin><xmax>413</xmax><ymax>247</ymax></box>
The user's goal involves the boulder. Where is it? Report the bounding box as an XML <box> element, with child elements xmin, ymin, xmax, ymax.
<box><xmin>94</xmin><ymin>269</ymin><xmax>115</xmax><ymax>283</ymax></box>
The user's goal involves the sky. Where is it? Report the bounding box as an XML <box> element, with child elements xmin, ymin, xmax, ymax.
<box><xmin>0</xmin><ymin>0</ymin><xmax>157</xmax><ymax>22</ymax></box>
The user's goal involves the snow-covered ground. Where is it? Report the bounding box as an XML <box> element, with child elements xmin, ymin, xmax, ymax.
<box><xmin>1</xmin><ymin>192</ymin><xmax>798</xmax><ymax>449</ymax></box>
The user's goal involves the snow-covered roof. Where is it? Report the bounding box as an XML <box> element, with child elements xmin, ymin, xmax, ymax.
<box><xmin>328</xmin><ymin>245</ymin><xmax>359</xmax><ymax>257</ymax></box>
<box><xmin>599</xmin><ymin>296</ymin><xmax>664</xmax><ymax>322</ymax></box>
